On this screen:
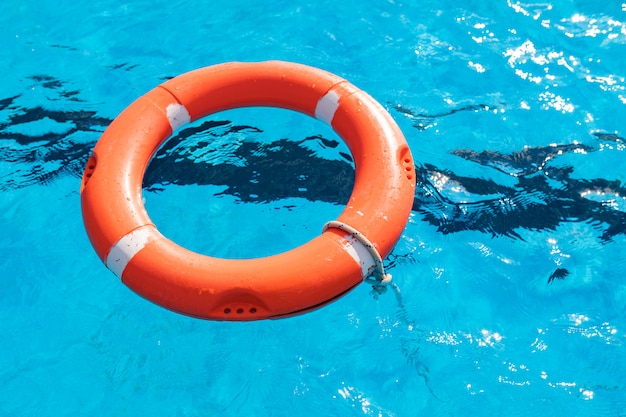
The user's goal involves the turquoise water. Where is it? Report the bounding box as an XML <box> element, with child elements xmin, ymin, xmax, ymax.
<box><xmin>2</xmin><ymin>0</ymin><xmax>626</xmax><ymax>415</ymax></box>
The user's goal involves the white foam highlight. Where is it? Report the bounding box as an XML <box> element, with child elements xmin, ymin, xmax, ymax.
<box><xmin>315</xmin><ymin>90</ymin><xmax>340</xmax><ymax>124</ymax></box>
<box><xmin>106</xmin><ymin>225</ymin><xmax>161</xmax><ymax>278</ymax></box>
<box><xmin>166</xmin><ymin>103</ymin><xmax>191</xmax><ymax>131</ymax></box>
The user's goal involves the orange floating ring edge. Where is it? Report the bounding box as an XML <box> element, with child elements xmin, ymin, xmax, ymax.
<box><xmin>80</xmin><ymin>61</ymin><xmax>416</xmax><ymax>321</ymax></box>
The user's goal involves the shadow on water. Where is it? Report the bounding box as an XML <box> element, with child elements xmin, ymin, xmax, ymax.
<box><xmin>2</xmin><ymin>83</ymin><xmax>625</xmax><ymax>245</ymax></box>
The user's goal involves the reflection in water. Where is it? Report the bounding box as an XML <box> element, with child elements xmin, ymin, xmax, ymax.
<box><xmin>413</xmin><ymin>131</ymin><xmax>626</xmax><ymax>243</ymax></box>
<box><xmin>2</xmin><ymin>83</ymin><xmax>625</xmax><ymax>246</ymax></box>
<box><xmin>143</xmin><ymin>120</ymin><xmax>355</xmax><ymax>206</ymax></box>
<box><xmin>0</xmin><ymin>90</ymin><xmax>110</xmax><ymax>190</ymax></box>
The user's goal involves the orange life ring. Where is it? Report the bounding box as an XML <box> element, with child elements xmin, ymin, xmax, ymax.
<box><xmin>80</xmin><ymin>61</ymin><xmax>415</xmax><ymax>321</ymax></box>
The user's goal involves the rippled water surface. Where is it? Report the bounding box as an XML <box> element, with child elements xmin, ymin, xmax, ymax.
<box><xmin>1</xmin><ymin>1</ymin><xmax>625</xmax><ymax>415</ymax></box>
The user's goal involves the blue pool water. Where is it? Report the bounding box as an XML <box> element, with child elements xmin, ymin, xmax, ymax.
<box><xmin>2</xmin><ymin>0</ymin><xmax>626</xmax><ymax>415</ymax></box>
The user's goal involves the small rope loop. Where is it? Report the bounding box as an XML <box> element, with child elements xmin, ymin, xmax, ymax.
<box><xmin>322</xmin><ymin>220</ymin><xmax>392</xmax><ymax>294</ymax></box>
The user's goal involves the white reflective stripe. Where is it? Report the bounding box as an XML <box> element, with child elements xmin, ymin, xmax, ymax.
<box><xmin>314</xmin><ymin>90</ymin><xmax>340</xmax><ymax>125</ymax></box>
<box><xmin>166</xmin><ymin>103</ymin><xmax>191</xmax><ymax>131</ymax></box>
<box><xmin>338</xmin><ymin>233</ymin><xmax>376</xmax><ymax>279</ymax></box>
<box><xmin>106</xmin><ymin>225</ymin><xmax>161</xmax><ymax>279</ymax></box>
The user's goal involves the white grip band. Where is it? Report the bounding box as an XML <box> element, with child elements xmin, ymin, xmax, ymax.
<box><xmin>106</xmin><ymin>225</ymin><xmax>161</xmax><ymax>278</ymax></box>
<box><xmin>338</xmin><ymin>233</ymin><xmax>377</xmax><ymax>278</ymax></box>
<box><xmin>315</xmin><ymin>90</ymin><xmax>340</xmax><ymax>125</ymax></box>
<box><xmin>166</xmin><ymin>103</ymin><xmax>191</xmax><ymax>131</ymax></box>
